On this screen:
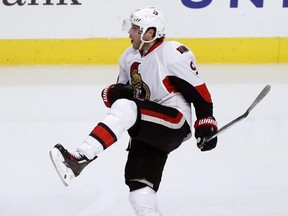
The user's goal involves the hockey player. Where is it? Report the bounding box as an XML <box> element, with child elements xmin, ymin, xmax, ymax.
<box><xmin>50</xmin><ymin>6</ymin><xmax>218</xmax><ymax>216</ymax></box>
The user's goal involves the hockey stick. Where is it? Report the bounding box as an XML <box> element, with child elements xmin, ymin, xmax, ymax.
<box><xmin>199</xmin><ymin>84</ymin><xmax>271</xmax><ymax>149</ymax></box>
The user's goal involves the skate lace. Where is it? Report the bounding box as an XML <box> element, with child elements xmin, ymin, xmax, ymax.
<box><xmin>67</xmin><ymin>151</ymin><xmax>85</xmax><ymax>160</ymax></box>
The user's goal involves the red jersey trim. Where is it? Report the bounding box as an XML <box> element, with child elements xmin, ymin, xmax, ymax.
<box><xmin>195</xmin><ymin>84</ymin><xmax>212</xmax><ymax>103</ymax></box>
<box><xmin>140</xmin><ymin>108</ymin><xmax>185</xmax><ymax>129</ymax></box>
<box><xmin>140</xmin><ymin>40</ymin><xmax>164</xmax><ymax>57</ymax></box>
<box><xmin>162</xmin><ymin>76</ymin><xmax>177</xmax><ymax>93</ymax></box>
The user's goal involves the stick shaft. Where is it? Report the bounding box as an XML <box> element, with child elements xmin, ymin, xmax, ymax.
<box><xmin>201</xmin><ymin>85</ymin><xmax>271</xmax><ymax>146</ymax></box>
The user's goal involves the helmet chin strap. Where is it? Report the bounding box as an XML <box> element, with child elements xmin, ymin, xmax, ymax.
<box><xmin>139</xmin><ymin>41</ymin><xmax>145</xmax><ymax>50</ymax></box>
<box><xmin>139</xmin><ymin>32</ymin><xmax>158</xmax><ymax>50</ymax></box>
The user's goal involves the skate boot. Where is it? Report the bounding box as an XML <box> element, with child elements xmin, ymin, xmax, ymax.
<box><xmin>49</xmin><ymin>144</ymin><xmax>96</xmax><ymax>186</ymax></box>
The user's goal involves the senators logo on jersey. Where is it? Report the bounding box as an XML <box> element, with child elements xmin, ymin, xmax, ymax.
<box><xmin>130</xmin><ymin>62</ymin><xmax>150</xmax><ymax>100</ymax></box>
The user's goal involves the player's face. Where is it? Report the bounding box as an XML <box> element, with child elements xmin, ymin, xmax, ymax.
<box><xmin>128</xmin><ymin>25</ymin><xmax>155</xmax><ymax>50</ymax></box>
<box><xmin>128</xmin><ymin>24</ymin><xmax>142</xmax><ymax>49</ymax></box>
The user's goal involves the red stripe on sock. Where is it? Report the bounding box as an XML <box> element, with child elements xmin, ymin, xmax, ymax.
<box><xmin>91</xmin><ymin>124</ymin><xmax>116</xmax><ymax>148</ymax></box>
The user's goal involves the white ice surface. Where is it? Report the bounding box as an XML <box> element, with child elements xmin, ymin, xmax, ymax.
<box><xmin>0</xmin><ymin>64</ymin><xmax>287</xmax><ymax>216</ymax></box>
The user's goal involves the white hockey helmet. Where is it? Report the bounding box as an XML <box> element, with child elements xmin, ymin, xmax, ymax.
<box><xmin>123</xmin><ymin>6</ymin><xmax>167</xmax><ymax>44</ymax></box>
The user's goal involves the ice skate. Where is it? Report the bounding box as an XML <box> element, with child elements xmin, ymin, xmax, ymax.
<box><xmin>49</xmin><ymin>144</ymin><xmax>94</xmax><ymax>186</ymax></box>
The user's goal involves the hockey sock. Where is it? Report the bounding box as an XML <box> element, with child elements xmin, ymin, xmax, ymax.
<box><xmin>77</xmin><ymin>99</ymin><xmax>137</xmax><ymax>159</ymax></box>
<box><xmin>129</xmin><ymin>186</ymin><xmax>163</xmax><ymax>216</ymax></box>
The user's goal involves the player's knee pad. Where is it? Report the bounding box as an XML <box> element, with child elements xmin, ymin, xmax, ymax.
<box><xmin>102</xmin><ymin>99</ymin><xmax>137</xmax><ymax>138</ymax></box>
<box><xmin>129</xmin><ymin>186</ymin><xmax>163</xmax><ymax>216</ymax></box>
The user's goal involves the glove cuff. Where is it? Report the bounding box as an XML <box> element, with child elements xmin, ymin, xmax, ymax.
<box><xmin>101</xmin><ymin>83</ymin><xmax>135</xmax><ymax>108</ymax></box>
<box><xmin>101</xmin><ymin>84</ymin><xmax>116</xmax><ymax>108</ymax></box>
<box><xmin>194</xmin><ymin>117</ymin><xmax>218</xmax><ymax>129</ymax></box>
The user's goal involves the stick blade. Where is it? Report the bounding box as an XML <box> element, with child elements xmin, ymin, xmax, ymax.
<box><xmin>247</xmin><ymin>84</ymin><xmax>271</xmax><ymax>113</ymax></box>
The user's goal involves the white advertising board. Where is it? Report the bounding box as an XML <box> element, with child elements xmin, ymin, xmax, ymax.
<box><xmin>0</xmin><ymin>0</ymin><xmax>287</xmax><ymax>39</ymax></box>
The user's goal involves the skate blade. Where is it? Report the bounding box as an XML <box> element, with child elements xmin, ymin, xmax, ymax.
<box><xmin>49</xmin><ymin>148</ymin><xmax>75</xmax><ymax>187</ymax></box>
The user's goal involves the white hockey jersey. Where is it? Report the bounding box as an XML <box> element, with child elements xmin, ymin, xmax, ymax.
<box><xmin>117</xmin><ymin>40</ymin><xmax>212</xmax><ymax>129</ymax></box>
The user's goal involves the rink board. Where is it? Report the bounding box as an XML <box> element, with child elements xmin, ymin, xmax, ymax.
<box><xmin>0</xmin><ymin>37</ymin><xmax>287</xmax><ymax>65</ymax></box>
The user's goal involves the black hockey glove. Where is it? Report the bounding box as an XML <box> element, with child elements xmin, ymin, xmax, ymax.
<box><xmin>101</xmin><ymin>83</ymin><xmax>135</xmax><ymax>108</ymax></box>
<box><xmin>194</xmin><ymin>117</ymin><xmax>218</xmax><ymax>151</ymax></box>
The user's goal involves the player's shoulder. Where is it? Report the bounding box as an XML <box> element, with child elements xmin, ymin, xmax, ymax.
<box><xmin>162</xmin><ymin>41</ymin><xmax>196</xmax><ymax>63</ymax></box>
<box><xmin>163</xmin><ymin>40</ymin><xmax>185</xmax><ymax>48</ymax></box>
<box><xmin>162</xmin><ymin>41</ymin><xmax>192</xmax><ymax>54</ymax></box>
